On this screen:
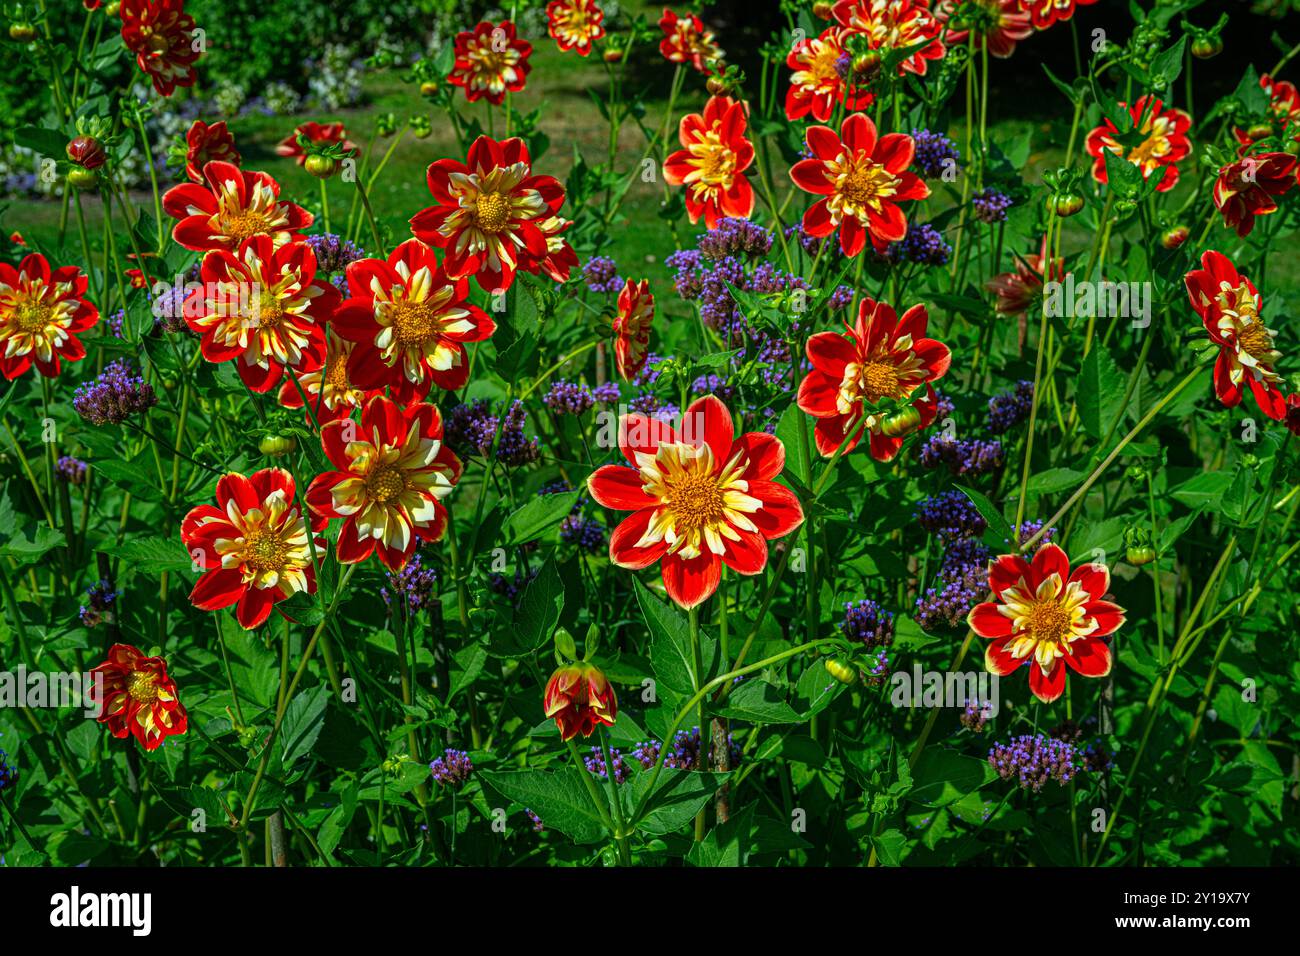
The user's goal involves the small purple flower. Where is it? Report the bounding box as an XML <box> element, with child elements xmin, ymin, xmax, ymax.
<box><xmin>696</xmin><ymin>217</ymin><xmax>773</xmax><ymax>260</ymax></box>
<box><xmin>525</xmin><ymin>808</ymin><xmax>544</xmax><ymax>831</ymax></box>
<box><xmin>592</xmin><ymin>381</ymin><xmax>620</xmax><ymax>404</ymax></box>
<box><xmin>56</xmin><ymin>456</ymin><xmax>88</xmax><ymax>485</ymax></box>
<box><xmin>445</xmin><ymin>399</ymin><xmax>539</xmax><ymax>466</ymax></box>
<box><xmin>584</xmin><ymin>746</ymin><xmax>630</xmax><ymax>783</ymax></box>
<box><xmin>429</xmin><ymin>749</ymin><xmax>473</xmax><ymax>788</ymax></box>
<box><xmin>582</xmin><ymin>256</ymin><xmax>622</xmax><ymax>294</ymax></box>
<box><xmin>543</xmin><ymin>381</ymin><xmax>595</xmax><ymax>416</ymax></box>
<box><xmin>972</xmin><ymin>188</ymin><xmax>1013</xmax><ymax>224</ymax></box>
<box><xmin>988</xmin><ymin>734</ymin><xmax>1081</xmax><ymax>791</ymax></box>
<box><xmin>79</xmin><ymin>578</ymin><xmax>120</xmax><ymax>628</ymax></box>
<box><xmin>985</xmin><ymin>380</ymin><xmax>1034</xmax><ymax>433</ymax></box>
<box><xmin>961</xmin><ymin>699</ymin><xmax>992</xmax><ymax>732</ymax></box>
<box><xmin>0</xmin><ymin>749</ymin><xmax>15</xmax><ymax>792</ymax></box>
<box><xmin>915</xmin><ymin>490</ymin><xmax>987</xmax><ymax>543</ymax></box>
<box><xmin>560</xmin><ymin>513</ymin><xmax>605</xmax><ymax>552</ymax></box>
<box><xmin>918</xmin><ymin>434</ymin><xmax>1005</xmax><ymax>477</ymax></box>
<box><xmin>73</xmin><ymin>360</ymin><xmax>158</xmax><ymax>426</ymax></box>
<box><xmin>911</xmin><ymin>128</ymin><xmax>960</xmax><ymax>180</ymax></box>
<box><xmin>305</xmin><ymin>233</ymin><xmax>365</xmax><ymax>273</ymax></box>
<box><xmin>887</xmin><ymin>223</ymin><xmax>951</xmax><ymax>266</ymax></box>
<box><xmin>381</xmin><ymin>553</ymin><xmax>439</xmax><ymax>611</ymax></box>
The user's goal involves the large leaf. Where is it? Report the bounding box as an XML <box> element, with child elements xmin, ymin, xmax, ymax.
<box><xmin>638</xmin><ymin>578</ymin><xmax>716</xmax><ymax>697</ymax></box>
<box><xmin>480</xmin><ymin>768</ymin><xmax>607</xmax><ymax>843</ymax></box>
<box><xmin>280</xmin><ymin>685</ymin><xmax>331</xmax><ymax>768</ymax></box>
<box><xmin>714</xmin><ymin>679</ymin><xmax>799</xmax><ymax>724</ymax></box>
<box><xmin>1078</xmin><ymin>345</ymin><xmax>1127</xmax><ymax>441</ymax></box>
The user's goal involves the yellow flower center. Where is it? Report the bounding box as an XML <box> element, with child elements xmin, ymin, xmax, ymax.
<box><xmin>664</xmin><ymin>470</ymin><xmax>726</xmax><ymax>533</ymax></box>
<box><xmin>390</xmin><ymin>297</ymin><xmax>439</xmax><ymax>346</ymax></box>
<box><xmin>838</xmin><ymin>157</ymin><xmax>900</xmax><ymax>211</ymax></box>
<box><xmin>857</xmin><ymin>361</ymin><xmax>900</xmax><ymax>401</ymax></box>
<box><xmin>1026</xmin><ymin>600</ymin><xmax>1071</xmax><ymax>645</ymax></box>
<box><xmin>325</xmin><ymin>354</ymin><xmax>350</xmax><ymax>389</ymax></box>
<box><xmin>126</xmin><ymin>669</ymin><xmax>160</xmax><ymax>705</ymax></box>
<box><xmin>694</xmin><ymin>137</ymin><xmax>737</xmax><ymax>185</ymax></box>
<box><xmin>366</xmin><ymin>465</ymin><xmax>407</xmax><ymax>503</ymax></box>
<box><xmin>1236</xmin><ymin>321</ymin><xmax>1273</xmax><ymax>359</ymax></box>
<box><xmin>244</xmin><ymin>526</ymin><xmax>289</xmax><ymax>572</ymax></box>
<box><xmin>474</xmin><ymin>191</ymin><xmax>511</xmax><ymax>233</ymax></box>
<box><xmin>14</xmin><ymin>300</ymin><xmax>53</xmax><ymax>332</ymax></box>
<box><xmin>255</xmin><ymin>292</ymin><xmax>285</xmax><ymax>329</ymax></box>
<box><xmin>220</xmin><ymin>208</ymin><xmax>273</xmax><ymax>243</ymax></box>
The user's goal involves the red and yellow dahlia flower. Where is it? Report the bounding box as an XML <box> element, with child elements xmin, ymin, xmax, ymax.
<box><xmin>969</xmin><ymin>543</ymin><xmax>1123</xmax><ymax>704</ymax></box>
<box><xmin>543</xmin><ymin>662</ymin><xmax>618</xmax><ymax>740</ymax></box>
<box><xmin>182</xmin><ymin>236</ymin><xmax>338</xmax><ymax>392</ymax></box>
<box><xmin>613</xmin><ymin>278</ymin><xmax>654</xmax><ymax>380</ymax></box>
<box><xmin>332</xmin><ymin>238</ymin><xmax>496</xmax><ymax>403</ymax></box>
<box><xmin>410</xmin><ymin>134</ymin><xmax>566</xmax><ymax>292</ymax></box>
<box><xmin>1212</xmin><ymin>151</ymin><xmax>1297</xmax><ymax>239</ymax></box>
<box><xmin>663</xmin><ymin>95</ymin><xmax>755</xmax><ymax>229</ymax></box>
<box><xmin>546</xmin><ymin>0</ymin><xmax>605</xmax><ymax>56</ymax></box>
<box><xmin>1184</xmin><ymin>249</ymin><xmax>1285</xmax><ymax>420</ymax></box>
<box><xmin>447</xmin><ymin>20</ymin><xmax>532</xmax><ymax>104</ymax></box>
<box><xmin>163</xmin><ymin>161</ymin><xmax>313</xmax><ymax>252</ymax></box>
<box><xmin>797</xmin><ymin>295</ymin><xmax>950</xmax><ymax>461</ymax></box>
<box><xmin>275</xmin><ymin>121</ymin><xmax>359</xmax><ymax>165</ymax></box>
<box><xmin>587</xmin><ymin>395</ymin><xmax>804</xmax><ymax>609</ymax></box>
<box><xmin>91</xmin><ymin>644</ymin><xmax>188</xmax><ymax>751</ymax></box>
<box><xmin>785</xmin><ymin>27</ymin><xmax>873</xmax><ymax>122</ymax></box>
<box><xmin>0</xmin><ymin>253</ymin><xmax>99</xmax><ymax>380</ymax></box>
<box><xmin>183</xmin><ymin>120</ymin><xmax>240</xmax><ymax>184</ymax></box>
<box><xmin>120</xmin><ymin>0</ymin><xmax>202</xmax><ymax>97</ymax></box>
<box><xmin>307</xmin><ymin>395</ymin><xmax>463</xmax><ymax>571</ymax></box>
<box><xmin>658</xmin><ymin>8</ymin><xmax>723</xmax><ymax>74</ymax></box>
<box><xmin>832</xmin><ymin>0</ymin><xmax>946</xmax><ymax>76</ymax></box>
<box><xmin>181</xmin><ymin>469</ymin><xmax>324</xmax><ymax>630</ymax></box>
<box><xmin>790</xmin><ymin>112</ymin><xmax>930</xmax><ymax>256</ymax></box>
<box><xmin>1085</xmin><ymin>96</ymin><xmax>1191</xmax><ymax>193</ymax></box>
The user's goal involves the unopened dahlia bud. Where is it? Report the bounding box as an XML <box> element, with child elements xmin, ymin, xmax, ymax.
<box><xmin>1160</xmin><ymin>225</ymin><xmax>1189</xmax><ymax>249</ymax></box>
<box><xmin>543</xmin><ymin>662</ymin><xmax>617</xmax><ymax>741</ymax></box>
<box><xmin>67</xmin><ymin>135</ymin><xmax>107</xmax><ymax>170</ymax></box>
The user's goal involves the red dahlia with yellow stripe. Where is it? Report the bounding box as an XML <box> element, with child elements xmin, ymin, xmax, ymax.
<box><xmin>163</xmin><ymin>160</ymin><xmax>313</xmax><ymax>252</ymax></box>
<box><xmin>181</xmin><ymin>469</ymin><xmax>324</xmax><ymax>630</ymax></box>
<box><xmin>613</xmin><ymin>278</ymin><xmax>655</xmax><ymax>380</ymax></box>
<box><xmin>332</xmin><ymin>239</ymin><xmax>496</xmax><ymax>404</ymax></box>
<box><xmin>790</xmin><ymin>113</ymin><xmax>929</xmax><ymax>257</ymax></box>
<box><xmin>0</xmin><ymin>253</ymin><xmax>99</xmax><ymax>380</ymax></box>
<box><xmin>797</xmin><ymin>296</ymin><xmax>950</xmax><ymax>461</ymax></box>
<box><xmin>91</xmin><ymin>644</ymin><xmax>188</xmax><ymax>751</ymax></box>
<box><xmin>183</xmin><ymin>235</ymin><xmax>338</xmax><ymax>392</ymax></box>
<box><xmin>411</xmin><ymin>135</ymin><xmax>565</xmax><ymax>292</ymax></box>
<box><xmin>307</xmin><ymin>395</ymin><xmax>462</xmax><ymax>571</ymax></box>
<box><xmin>587</xmin><ymin>395</ymin><xmax>804</xmax><ymax>609</ymax></box>
<box><xmin>663</xmin><ymin>95</ymin><xmax>755</xmax><ymax>229</ymax></box>
<box><xmin>447</xmin><ymin>20</ymin><xmax>532</xmax><ymax>104</ymax></box>
<box><xmin>546</xmin><ymin>0</ymin><xmax>605</xmax><ymax>55</ymax></box>
<box><xmin>785</xmin><ymin>27</ymin><xmax>873</xmax><ymax>122</ymax></box>
<box><xmin>968</xmin><ymin>544</ymin><xmax>1123</xmax><ymax>704</ymax></box>
<box><xmin>543</xmin><ymin>662</ymin><xmax>618</xmax><ymax>740</ymax></box>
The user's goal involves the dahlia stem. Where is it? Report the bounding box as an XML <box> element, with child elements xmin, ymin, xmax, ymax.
<box><xmin>689</xmin><ymin>604</ymin><xmax>707</xmax><ymax>841</ymax></box>
<box><xmin>563</xmin><ymin>735</ymin><xmax>616</xmax><ymax>836</ymax></box>
<box><xmin>319</xmin><ymin>178</ymin><xmax>332</xmax><ymax>235</ymax></box>
<box><xmin>1012</xmin><ymin>211</ymin><xmax>1059</xmax><ymax>539</ymax></box>
<box><xmin>598</xmin><ymin>728</ymin><xmax>632</xmax><ymax>865</ymax></box>
<box><xmin>1020</xmin><ymin>354</ymin><xmax>1212</xmax><ymax>556</ymax></box>
<box><xmin>629</xmin><ymin>638</ymin><xmax>836</xmax><ymax>828</ymax></box>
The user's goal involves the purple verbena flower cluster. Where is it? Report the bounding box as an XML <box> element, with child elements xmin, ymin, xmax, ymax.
<box><xmin>79</xmin><ymin>579</ymin><xmax>120</xmax><ymax>628</ymax></box>
<box><xmin>918</xmin><ymin>433</ymin><xmax>1005</xmax><ymax>477</ymax></box>
<box><xmin>911</xmin><ymin>128</ymin><xmax>960</xmax><ymax>179</ymax></box>
<box><xmin>543</xmin><ymin>380</ymin><xmax>595</xmax><ymax>416</ymax></box>
<box><xmin>887</xmin><ymin>223</ymin><xmax>951</xmax><ymax>266</ymax></box>
<box><xmin>73</xmin><ymin>360</ymin><xmax>158</xmax><ymax>426</ymax></box>
<box><xmin>985</xmin><ymin>380</ymin><xmax>1034</xmax><ymax>433</ymax></box>
<box><xmin>381</xmin><ymin>552</ymin><xmax>439</xmax><ymax>611</ymax></box>
<box><xmin>988</xmin><ymin>734</ymin><xmax>1080</xmax><ymax>791</ymax></box>
<box><xmin>582</xmin><ymin>256</ymin><xmax>622</xmax><ymax>294</ymax></box>
<box><xmin>584</xmin><ymin>746</ymin><xmax>631</xmax><ymax>783</ymax></box>
<box><xmin>56</xmin><ymin>456</ymin><xmax>88</xmax><ymax>485</ymax></box>
<box><xmin>972</xmin><ymin>188</ymin><xmax>1013</xmax><ymax>224</ymax></box>
<box><xmin>445</xmin><ymin>399</ymin><xmax>539</xmax><ymax>466</ymax></box>
<box><xmin>915</xmin><ymin>490</ymin><xmax>987</xmax><ymax>543</ymax></box>
<box><xmin>429</xmin><ymin>749</ymin><xmax>473</xmax><ymax>788</ymax></box>
<box><xmin>305</xmin><ymin>232</ymin><xmax>365</xmax><ymax>273</ymax></box>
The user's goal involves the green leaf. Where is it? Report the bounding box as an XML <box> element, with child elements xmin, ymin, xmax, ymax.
<box><xmin>12</xmin><ymin>125</ymin><xmax>67</xmax><ymax>159</ymax></box>
<box><xmin>449</xmin><ymin>643</ymin><xmax>489</xmax><ymax>701</ymax></box>
<box><xmin>638</xmin><ymin>578</ymin><xmax>715</xmax><ymax>697</ymax></box>
<box><xmin>280</xmin><ymin>685</ymin><xmax>331</xmax><ymax>768</ymax></box>
<box><xmin>504</xmin><ymin>491</ymin><xmax>580</xmax><ymax>545</ymax></box>
<box><xmin>870</xmin><ymin>828</ymin><xmax>908</xmax><ymax>866</ymax></box>
<box><xmin>714</xmin><ymin>679</ymin><xmax>799</xmax><ymax>724</ymax></box>
<box><xmin>909</xmin><ymin>749</ymin><xmax>996</xmax><ymax>807</ymax></box>
<box><xmin>1078</xmin><ymin>345</ymin><xmax>1127</xmax><ymax>441</ymax></box>
<box><xmin>104</xmin><ymin>536</ymin><xmax>192</xmax><ymax>575</ymax></box>
<box><xmin>955</xmin><ymin>484</ymin><xmax>1014</xmax><ymax>547</ymax></box>
<box><xmin>480</xmin><ymin>768</ymin><xmax>607</xmax><ymax>843</ymax></box>
<box><xmin>632</xmin><ymin>768</ymin><xmax>726</xmax><ymax>836</ymax></box>
<box><xmin>1026</xmin><ymin>467</ymin><xmax>1088</xmax><ymax>496</ymax></box>
<box><xmin>1170</xmin><ymin>471</ymin><xmax>1234</xmax><ymax>511</ymax></box>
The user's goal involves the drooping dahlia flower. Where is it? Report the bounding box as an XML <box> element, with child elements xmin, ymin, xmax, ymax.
<box><xmin>447</xmin><ymin>20</ymin><xmax>533</xmax><ymax>104</ymax></box>
<box><xmin>934</xmin><ymin>0</ymin><xmax>1034</xmax><ymax>58</ymax></box>
<box><xmin>587</xmin><ymin>395</ymin><xmax>804</xmax><ymax>608</ymax></box>
<box><xmin>832</xmin><ymin>0</ymin><xmax>946</xmax><ymax>76</ymax></box>
<box><xmin>182</xmin><ymin>235</ymin><xmax>338</xmax><ymax>392</ymax></box>
<box><xmin>613</xmin><ymin>278</ymin><xmax>655</xmax><ymax>380</ymax></box>
<box><xmin>181</xmin><ymin>469</ymin><xmax>324</xmax><ymax>630</ymax></box>
<box><xmin>1085</xmin><ymin>96</ymin><xmax>1191</xmax><ymax>193</ymax></box>
<box><xmin>183</xmin><ymin>120</ymin><xmax>240</xmax><ymax>184</ymax></box>
<box><xmin>120</xmin><ymin>0</ymin><xmax>202</xmax><ymax>97</ymax></box>
<box><xmin>658</xmin><ymin>8</ymin><xmax>724</xmax><ymax>74</ymax></box>
<box><xmin>785</xmin><ymin>27</ymin><xmax>873</xmax><ymax>122</ymax></box>
<box><xmin>275</xmin><ymin>122</ymin><xmax>359</xmax><ymax>165</ymax></box>
<box><xmin>90</xmin><ymin>644</ymin><xmax>188</xmax><ymax>751</ymax></box>
<box><xmin>968</xmin><ymin>543</ymin><xmax>1123</xmax><ymax>704</ymax></box>
<box><xmin>1212</xmin><ymin>151</ymin><xmax>1297</xmax><ymax>239</ymax></box>
<box><xmin>410</xmin><ymin>134</ymin><xmax>566</xmax><ymax>292</ymax></box>
<box><xmin>797</xmin><ymin>296</ymin><xmax>951</xmax><ymax>461</ymax></box>
<box><xmin>0</xmin><ymin>253</ymin><xmax>99</xmax><ymax>379</ymax></box>
<box><xmin>1184</xmin><ymin>250</ymin><xmax>1285</xmax><ymax>420</ymax></box>
<box><xmin>163</xmin><ymin>161</ymin><xmax>313</xmax><ymax>252</ymax></box>
<box><xmin>543</xmin><ymin>662</ymin><xmax>618</xmax><ymax>740</ymax></box>
<box><xmin>546</xmin><ymin>0</ymin><xmax>605</xmax><ymax>55</ymax></box>
<box><xmin>307</xmin><ymin>395</ymin><xmax>463</xmax><ymax>571</ymax></box>
<box><xmin>332</xmin><ymin>238</ymin><xmax>496</xmax><ymax>402</ymax></box>
<box><xmin>663</xmin><ymin>95</ymin><xmax>755</xmax><ymax>229</ymax></box>
<box><xmin>790</xmin><ymin>113</ymin><xmax>930</xmax><ymax>256</ymax></box>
